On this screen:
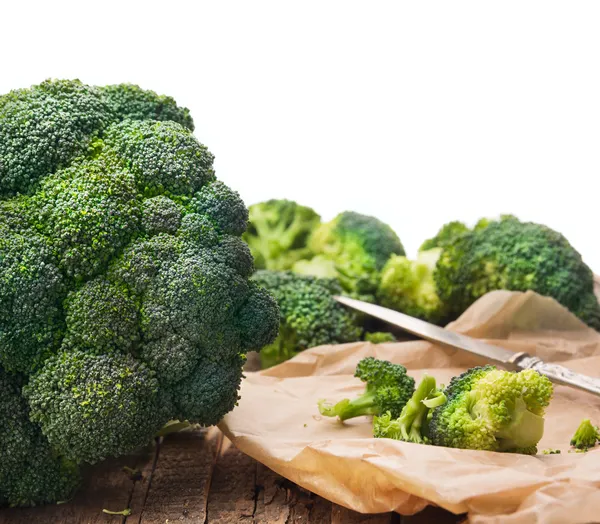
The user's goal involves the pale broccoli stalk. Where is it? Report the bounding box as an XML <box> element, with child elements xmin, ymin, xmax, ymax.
<box><xmin>373</xmin><ymin>374</ymin><xmax>446</xmax><ymax>444</ymax></box>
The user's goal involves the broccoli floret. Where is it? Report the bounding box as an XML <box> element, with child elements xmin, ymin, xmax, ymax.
<box><xmin>364</xmin><ymin>332</ymin><xmax>397</xmax><ymax>344</ymax></box>
<box><xmin>0</xmin><ymin>369</ymin><xmax>80</xmax><ymax>507</ymax></box>
<box><xmin>294</xmin><ymin>211</ymin><xmax>405</xmax><ymax>301</ymax></box>
<box><xmin>99</xmin><ymin>83</ymin><xmax>194</xmax><ymax>130</ymax></box>
<box><xmin>419</xmin><ymin>221</ymin><xmax>470</xmax><ymax>252</ymax></box>
<box><xmin>373</xmin><ymin>374</ymin><xmax>446</xmax><ymax>444</ymax></box>
<box><xmin>251</xmin><ymin>270</ymin><xmax>362</xmax><ymax>368</ymax></box>
<box><xmin>191</xmin><ymin>180</ymin><xmax>249</xmax><ymax>236</ymax></box>
<box><xmin>0</xmin><ymin>228</ymin><xmax>66</xmax><ymax>373</ymax></box>
<box><xmin>142</xmin><ymin>195</ymin><xmax>183</xmax><ymax>236</ymax></box>
<box><xmin>570</xmin><ymin>419</ymin><xmax>599</xmax><ymax>450</ymax></box>
<box><xmin>0</xmin><ymin>79</ymin><xmax>280</xmax><ymax>506</ymax></box>
<box><xmin>24</xmin><ymin>350</ymin><xmax>171</xmax><ymax>464</ymax></box>
<box><xmin>434</xmin><ymin>217</ymin><xmax>600</xmax><ymax>330</ymax></box>
<box><xmin>318</xmin><ymin>357</ymin><xmax>415</xmax><ymax>421</ymax></box>
<box><xmin>0</xmin><ymin>79</ymin><xmax>113</xmax><ymax>196</ymax></box>
<box><xmin>377</xmin><ymin>248</ymin><xmax>449</xmax><ymax>325</ymax></box>
<box><xmin>103</xmin><ymin>119</ymin><xmax>215</xmax><ymax>198</ymax></box>
<box><xmin>428</xmin><ymin>365</ymin><xmax>553</xmax><ymax>454</ymax></box>
<box><xmin>242</xmin><ymin>199</ymin><xmax>321</xmax><ymax>270</ymax></box>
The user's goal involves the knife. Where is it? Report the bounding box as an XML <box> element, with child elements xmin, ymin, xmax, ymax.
<box><xmin>334</xmin><ymin>295</ymin><xmax>600</xmax><ymax>397</ymax></box>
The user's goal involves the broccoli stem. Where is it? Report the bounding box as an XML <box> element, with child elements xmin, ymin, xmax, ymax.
<box><xmin>318</xmin><ymin>389</ymin><xmax>379</xmax><ymax>421</ymax></box>
<box><xmin>396</xmin><ymin>375</ymin><xmax>437</xmax><ymax>443</ymax></box>
<box><xmin>102</xmin><ymin>508</ymin><xmax>132</xmax><ymax>516</ymax></box>
<box><xmin>495</xmin><ymin>398</ymin><xmax>545</xmax><ymax>450</ymax></box>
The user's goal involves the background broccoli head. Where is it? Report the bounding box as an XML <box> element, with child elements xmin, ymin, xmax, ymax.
<box><xmin>434</xmin><ymin>216</ymin><xmax>600</xmax><ymax>330</ymax></box>
<box><xmin>377</xmin><ymin>248</ymin><xmax>449</xmax><ymax>324</ymax></box>
<box><xmin>250</xmin><ymin>270</ymin><xmax>363</xmax><ymax>368</ymax></box>
<box><xmin>419</xmin><ymin>221</ymin><xmax>470</xmax><ymax>252</ymax></box>
<box><xmin>293</xmin><ymin>211</ymin><xmax>405</xmax><ymax>302</ymax></box>
<box><xmin>0</xmin><ymin>79</ymin><xmax>280</xmax><ymax>505</ymax></box>
<box><xmin>242</xmin><ymin>199</ymin><xmax>321</xmax><ymax>271</ymax></box>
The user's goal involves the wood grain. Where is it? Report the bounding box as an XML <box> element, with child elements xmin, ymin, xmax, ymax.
<box><xmin>0</xmin><ymin>429</ymin><xmax>465</xmax><ymax>523</ymax></box>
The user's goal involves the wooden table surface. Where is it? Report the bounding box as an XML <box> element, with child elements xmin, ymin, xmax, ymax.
<box><xmin>0</xmin><ymin>427</ymin><xmax>466</xmax><ymax>524</ymax></box>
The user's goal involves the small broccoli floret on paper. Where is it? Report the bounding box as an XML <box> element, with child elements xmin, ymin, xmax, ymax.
<box><xmin>318</xmin><ymin>357</ymin><xmax>415</xmax><ymax>421</ymax></box>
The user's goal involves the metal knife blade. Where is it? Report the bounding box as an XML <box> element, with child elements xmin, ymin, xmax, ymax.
<box><xmin>334</xmin><ymin>295</ymin><xmax>600</xmax><ymax>397</ymax></box>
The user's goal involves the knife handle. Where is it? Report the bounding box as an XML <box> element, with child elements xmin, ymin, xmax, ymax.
<box><xmin>514</xmin><ymin>354</ymin><xmax>600</xmax><ymax>396</ymax></box>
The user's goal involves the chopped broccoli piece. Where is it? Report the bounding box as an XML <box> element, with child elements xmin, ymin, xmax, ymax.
<box><xmin>570</xmin><ymin>419</ymin><xmax>600</xmax><ymax>450</ymax></box>
<box><xmin>364</xmin><ymin>332</ymin><xmax>397</xmax><ymax>344</ymax></box>
<box><xmin>542</xmin><ymin>449</ymin><xmax>561</xmax><ymax>455</ymax></box>
<box><xmin>250</xmin><ymin>270</ymin><xmax>362</xmax><ymax>368</ymax></box>
<box><xmin>103</xmin><ymin>508</ymin><xmax>132</xmax><ymax>516</ymax></box>
<box><xmin>318</xmin><ymin>357</ymin><xmax>415</xmax><ymax>421</ymax></box>
<box><xmin>428</xmin><ymin>365</ymin><xmax>553</xmax><ymax>454</ymax></box>
<box><xmin>373</xmin><ymin>374</ymin><xmax>446</xmax><ymax>444</ymax></box>
<box><xmin>377</xmin><ymin>248</ymin><xmax>449</xmax><ymax>324</ymax></box>
<box><xmin>295</xmin><ymin>211</ymin><xmax>405</xmax><ymax>302</ymax></box>
<box><xmin>242</xmin><ymin>199</ymin><xmax>321</xmax><ymax>270</ymax></box>
<box><xmin>434</xmin><ymin>216</ymin><xmax>600</xmax><ymax>330</ymax></box>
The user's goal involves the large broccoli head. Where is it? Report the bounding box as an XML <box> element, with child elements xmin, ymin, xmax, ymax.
<box><xmin>293</xmin><ymin>211</ymin><xmax>405</xmax><ymax>302</ymax></box>
<box><xmin>242</xmin><ymin>199</ymin><xmax>321</xmax><ymax>270</ymax></box>
<box><xmin>434</xmin><ymin>216</ymin><xmax>600</xmax><ymax>330</ymax></box>
<box><xmin>0</xmin><ymin>79</ymin><xmax>280</xmax><ymax>505</ymax></box>
<box><xmin>428</xmin><ymin>365</ymin><xmax>553</xmax><ymax>454</ymax></box>
<box><xmin>250</xmin><ymin>270</ymin><xmax>363</xmax><ymax>368</ymax></box>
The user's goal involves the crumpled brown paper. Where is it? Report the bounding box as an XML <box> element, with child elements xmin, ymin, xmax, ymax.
<box><xmin>219</xmin><ymin>288</ymin><xmax>600</xmax><ymax>524</ymax></box>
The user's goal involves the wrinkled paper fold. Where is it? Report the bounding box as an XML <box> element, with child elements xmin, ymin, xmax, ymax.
<box><xmin>219</xmin><ymin>287</ymin><xmax>600</xmax><ymax>523</ymax></box>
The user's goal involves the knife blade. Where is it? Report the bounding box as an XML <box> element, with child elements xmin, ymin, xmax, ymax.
<box><xmin>334</xmin><ymin>295</ymin><xmax>600</xmax><ymax>397</ymax></box>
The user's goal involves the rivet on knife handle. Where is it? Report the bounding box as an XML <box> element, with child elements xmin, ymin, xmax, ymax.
<box><xmin>513</xmin><ymin>354</ymin><xmax>600</xmax><ymax>396</ymax></box>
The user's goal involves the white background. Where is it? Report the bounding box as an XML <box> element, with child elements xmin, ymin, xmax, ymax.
<box><xmin>1</xmin><ymin>1</ymin><xmax>598</xmax><ymax>272</ymax></box>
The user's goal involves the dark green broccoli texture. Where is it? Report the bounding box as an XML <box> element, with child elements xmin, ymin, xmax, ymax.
<box><xmin>250</xmin><ymin>270</ymin><xmax>362</xmax><ymax>368</ymax></box>
<box><xmin>242</xmin><ymin>199</ymin><xmax>321</xmax><ymax>270</ymax></box>
<box><xmin>434</xmin><ymin>216</ymin><xmax>600</xmax><ymax>330</ymax></box>
<box><xmin>318</xmin><ymin>357</ymin><xmax>415</xmax><ymax>421</ymax></box>
<box><xmin>0</xmin><ymin>79</ymin><xmax>280</xmax><ymax>506</ymax></box>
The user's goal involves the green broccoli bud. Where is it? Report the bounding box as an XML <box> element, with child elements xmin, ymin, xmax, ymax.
<box><xmin>318</xmin><ymin>357</ymin><xmax>415</xmax><ymax>421</ymax></box>
<box><xmin>570</xmin><ymin>419</ymin><xmax>600</xmax><ymax>450</ymax></box>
